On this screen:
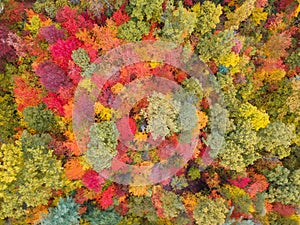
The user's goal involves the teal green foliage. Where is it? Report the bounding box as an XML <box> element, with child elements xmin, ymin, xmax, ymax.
<box><xmin>195</xmin><ymin>1</ymin><xmax>223</xmax><ymax>35</ymax></box>
<box><xmin>71</xmin><ymin>48</ymin><xmax>90</xmax><ymax>70</ymax></box>
<box><xmin>178</xmin><ymin>102</ymin><xmax>198</xmax><ymax>132</ymax></box>
<box><xmin>128</xmin><ymin>0</ymin><xmax>164</xmax><ymax>22</ymax></box>
<box><xmin>161</xmin><ymin>2</ymin><xmax>197</xmax><ymax>43</ymax></box>
<box><xmin>224</xmin><ymin>219</ymin><xmax>256</xmax><ymax>225</ymax></box>
<box><xmin>87</xmin><ymin>121</ymin><xmax>119</xmax><ymax>172</ymax></box>
<box><xmin>85</xmin><ymin>208</ymin><xmax>121</xmax><ymax>225</ymax></box>
<box><xmin>117</xmin><ymin>20</ymin><xmax>150</xmax><ymax>42</ymax></box>
<box><xmin>40</xmin><ymin>197</ymin><xmax>80</xmax><ymax>225</ymax></box>
<box><xmin>197</xmin><ymin>29</ymin><xmax>235</xmax><ymax>62</ymax></box>
<box><xmin>171</xmin><ymin>176</ymin><xmax>188</xmax><ymax>190</ymax></box>
<box><xmin>23</xmin><ymin>104</ymin><xmax>57</xmax><ymax>133</ymax></box>
<box><xmin>258</xmin><ymin>121</ymin><xmax>296</xmax><ymax>159</ymax></box>
<box><xmin>265</xmin><ymin>165</ymin><xmax>300</xmax><ymax>205</ymax></box>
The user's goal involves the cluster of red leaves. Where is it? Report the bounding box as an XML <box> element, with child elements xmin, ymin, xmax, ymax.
<box><xmin>56</xmin><ymin>6</ymin><xmax>94</xmax><ymax>35</ymax></box>
<box><xmin>228</xmin><ymin>177</ymin><xmax>251</xmax><ymax>189</ymax></box>
<box><xmin>96</xmin><ymin>185</ymin><xmax>116</xmax><ymax>209</ymax></box>
<box><xmin>82</xmin><ymin>169</ymin><xmax>105</xmax><ymax>193</ymax></box>
<box><xmin>43</xmin><ymin>92</ymin><xmax>68</xmax><ymax>116</ymax></box>
<box><xmin>112</xmin><ymin>3</ymin><xmax>130</xmax><ymax>26</ymax></box>
<box><xmin>36</xmin><ymin>60</ymin><xmax>72</xmax><ymax>92</ymax></box>
<box><xmin>39</xmin><ymin>25</ymin><xmax>65</xmax><ymax>44</ymax></box>
<box><xmin>50</xmin><ymin>37</ymin><xmax>82</xmax><ymax>69</ymax></box>
<box><xmin>273</xmin><ymin>202</ymin><xmax>296</xmax><ymax>217</ymax></box>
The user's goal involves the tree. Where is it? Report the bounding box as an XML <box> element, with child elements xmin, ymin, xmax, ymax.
<box><xmin>225</xmin><ymin>0</ymin><xmax>256</xmax><ymax>29</ymax></box>
<box><xmin>258</xmin><ymin>121</ymin><xmax>296</xmax><ymax>159</ymax></box>
<box><xmin>221</xmin><ymin>184</ymin><xmax>253</xmax><ymax>214</ymax></box>
<box><xmin>0</xmin><ymin>94</ymin><xmax>19</xmax><ymax>143</ymax></box>
<box><xmin>265</xmin><ymin>165</ymin><xmax>300</xmax><ymax>205</ymax></box>
<box><xmin>84</xmin><ymin>207</ymin><xmax>121</xmax><ymax>225</ymax></box>
<box><xmin>0</xmin><ymin>140</ymin><xmax>63</xmax><ymax>220</ymax></box>
<box><xmin>86</xmin><ymin>121</ymin><xmax>119</xmax><ymax>172</ymax></box>
<box><xmin>194</xmin><ymin>1</ymin><xmax>222</xmax><ymax>35</ymax></box>
<box><xmin>117</xmin><ymin>20</ymin><xmax>150</xmax><ymax>42</ymax></box>
<box><xmin>128</xmin><ymin>0</ymin><xmax>164</xmax><ymax>22</ymax></box>
<box><xmin>22</xmin><ymin>104</ymin><xmax>57</xmax><ymax>133</ymax></box>
<box><xmin>161</xmin><ymin>2</ymin><xmax>197</xmax><ymax>44</ymax></box>
<box><xmin>193</xmin><ymin>194</ymin><xmax>229</xmax><ymax>225</ymax></box>
<box><xmin>35</xmin><ymin>60</ymin><xmax>71</xmax><ymax>93</ymax></box>
<box><xmin>197</xmin><ymin>29</ymin><xmax>235</xmax><ymax>63</ymax></box>
<box><xmin>40</xmin><ymin>197</ymin><xmax>80</xmax><ymax>225</ymax></box>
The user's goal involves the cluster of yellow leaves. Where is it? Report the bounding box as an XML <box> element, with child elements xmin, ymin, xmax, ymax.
<box><xmin>239</xmin><ymin>103</ymin><xmax>270</xmax><ymax>130</ymax></box>
<box><xmin>128</xmin><ymin>185</ymin><xmax>150</xmax><ymax>197</ymax></box>
<box><xmin>94</xmin><ymin>102</ymin><xmax>112</xmax><ymax>121</ymax></box>
<box><xmin>251</xmin><ymin>7</ymin><xmax>268</xmax><ymax>25</ymax></box>
<box><xmin>253</xmin><ymin>68</ymin><xmax>286</xmax><ymax>86</ymax></box>
<box><xmin>222</xmin><ymin>184</ymin><xmax>255</xmax><ymax>213</ymax></box>
<box><xmin>196</xmin><ymin>110</ymin><xmax>208</xmax><ymax>130</ymax></box>
<box><xmin>225</xmin><ymin>0</ymin><xmax>256</xmax><ymax>29</ymax></box>
<box><xmin>134</xmin><ymin>132</ymin><xmax>148</xmax><ymax>142</ymax></box>
<box><xmin>63</xmin><ymin>179</ymin><xmax>83</xmax><ymax>195</ymax></box>
<box><xmin>218</xmin><ymin>52</ymin><xmax>240</xmax><ymax>68</ymax></box>
<box><xmin>111</xmin><ymin>82</ymin><xmax>124</xmax><ymax>94</ymax></box>
<box><xmin>182</xmin><ymin>192</ymin><xmax>198</xmax><ymax>212</ymax></box>
<box><xmin>0</xmin><ymin>142</ymin><xmax>23</xmax><ymax>197</ymax></box>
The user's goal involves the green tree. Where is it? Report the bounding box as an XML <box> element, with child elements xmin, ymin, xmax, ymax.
<box><xmin>161</xmin><ymin>2</ymin><xmax>197</xmax><ymax>44</ymax></box>
<box><xmin>0</xmin><ymin>94</ymin><xmax>19</xmax><ymax>143</ymax></box>
<box><xmin>197</xmin><ymin>30</ymin><xmax>235</xmax><ymax>63</ymax></box>
<box><xmin>265</xmin><ymin>165</ymin><xmax>300</xmax><ymax>205</ymax></box>
<box><xmin>128</xmin><ymin>0</ymin><xmax>164</xmax><ymax>22</ymax></box>
<box><xmin>117</xmin><ymin>20</ymin><xmax>150</xmax><ymax>42</ymax></box>
<box><xmin>258</xmin><ymin>122</ymin><xmax>296</xmax><ymax>159</ymax></box>
<box><xmin>194</xmin><ymin>1</ymin><xmax>223</xmax><ymax>35</ymax></box>
<box><xmin>86</xmin><ymin>121</ymin><xmax>119</xmax><ymax>172</ymax></box>
<box><xmin>0</xmin><ymin>141</ymin><xmax>63</xmax><ymax>220</ymax></box>
<box><xmin>71</xmin><ymin>48</ymin><xmax>90</xmax><ymax>71</ymax></box>
<box><xmin>193</xmin><ymin>194</ymin><xmax>229</xmax><ymax>225</ymax></box>
<box><xmin>23</xmin><ymin>104</ymin><xmax>57</xmax><ymax>133</ymax></box>
<box><xmin>142</xmin><ymin>92</ymin><xmax>181</xmax><ymax>140</ymax></box>
<box><xmin>85</xmin><ymin>207</ymin><xmax>121</xmax><ymax>225</ymax></box>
